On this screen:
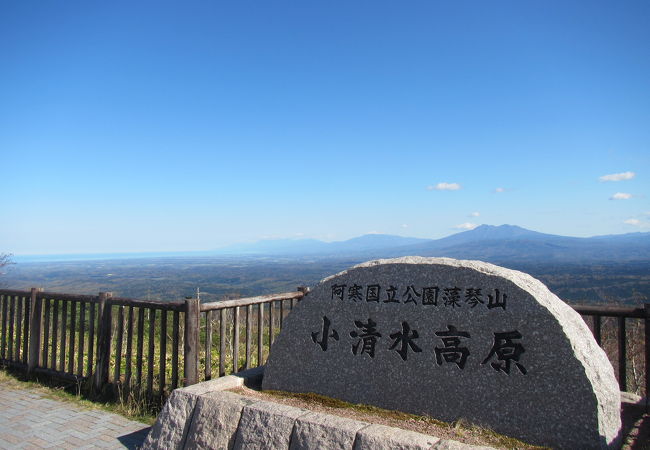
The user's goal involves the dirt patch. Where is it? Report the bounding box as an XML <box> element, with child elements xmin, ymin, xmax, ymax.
<box><xmin>229</xmin><ymin>386</ymin><xmax>545</xmax><ymax>449</ymax></box>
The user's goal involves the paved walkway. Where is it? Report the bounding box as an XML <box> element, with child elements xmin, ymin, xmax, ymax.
<box><xmin>0</xmin><ymin>382</ymin><xmax>150</xmax><ymax>449</ymax></box>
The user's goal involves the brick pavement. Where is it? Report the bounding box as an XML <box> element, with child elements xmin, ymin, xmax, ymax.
<box><xmin>0</xmin><ymin>381</ymin><xmax>150</xmax><ymax>449</ymax></box>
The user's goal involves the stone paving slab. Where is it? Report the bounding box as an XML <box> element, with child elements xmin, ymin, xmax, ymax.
<box><xmin>0</xmin><ymin>381</ymin><xmax>150</xmax><ymax>449</ymax></box>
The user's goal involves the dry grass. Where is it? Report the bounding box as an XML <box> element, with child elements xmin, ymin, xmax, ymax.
<box><xmin>0</xmin><ymin>367</ymin><xmax>156</xmax><ymax>425</ymax></box>
<box><xmin>231</xmin><ymin>387</ymin><xmax>547</xmax><ymax>449</ymax></box>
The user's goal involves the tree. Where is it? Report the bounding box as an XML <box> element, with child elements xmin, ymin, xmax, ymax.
<box><xmin>0</xmin><ymin>252</ymin><xmax>13</xmax><ymax>278</ymax></box>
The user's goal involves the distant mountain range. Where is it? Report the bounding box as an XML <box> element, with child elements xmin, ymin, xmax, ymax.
<box><xmin>13</xmin><ymin>225</ymin><xmax>650</xmax><ymax>265</ymax></box>
<box><xmin>215</xmin><ymin>225</ymin><xmax>650</xmax><ymax>264</ymax></box>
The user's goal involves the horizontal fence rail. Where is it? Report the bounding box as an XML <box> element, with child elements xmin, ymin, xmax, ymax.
<box><xmin>0</xmin><ymin>287</ymin><xmax>307</xmax><ymax>405</ymax></box>
<box><xmin>0</xmin><ymin>288</ymin><xmax>647</xmax><ymax>408</ymax></box>
<box><xmin>199</xmin><ymin>290</ymin><xmax>306</xmax><ymax>381</ymax></box>
<box><xmin>573</xmin><ymin>304</ymin><xmax>649</xmax><ymax>409</ymax></box>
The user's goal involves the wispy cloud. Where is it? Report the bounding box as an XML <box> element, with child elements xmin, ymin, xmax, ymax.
<box><xmin>454</xmin><ymin>222</ymin><xmax>479</xmax><ymax>230</ymax></box>
<box><xmin>401</xmin><ymin>224</ymin><xmax>409</xmax><ymax>228</ymax></box>
<box><xmin>259</xmin><ymin>234</ymin><xmax>282</xmax><ymax>240</ymax></box>
<box><xmin>610</xmin><ymin>192</ymin><xmax>632</xmax><ymax>200</ymax></box>
<box><xmin>624</xmin><ymin>218</ymin><xmax>650</xmax><ymax>229</ymax></box>
<box><xmin>427</xmin><ymin>182</ymin><xmax>461</xmax><ymax>191</ymax></box>
<box><xmin>469</xmin><ymin>212</ymin><xmax>480</xmax><ymax>217</ymax></box>
<box><xmin>599</xmin><ymin>171</ymin><xmax>635</xmax><ymax>182</ymax></box>
<box><xmin>494</xmin><ymin>187</ymin><xmax>505</xmax><ymax>193</ymax></box>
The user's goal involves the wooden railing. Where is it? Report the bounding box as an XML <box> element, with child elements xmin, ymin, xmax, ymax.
<box><xmin>198</xmin><ymin>290</ymin><xmax>305</xmax><ymax>382</ymax></box>
<box><xmin>0</xmin><ymin>288</ymin><xmax>647</xmax><ymax>407</ymax></box>
<box><xmin>574</xmin><ymin>304</ymin><xmax>649</xmax><ymax>404</ymax></box>
<box><xmin>0</xmin><ymin>287</ymin><xmax>306</xmax><ymax>404</ymax></box>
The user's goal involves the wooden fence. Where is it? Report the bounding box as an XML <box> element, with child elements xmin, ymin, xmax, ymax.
<box><xmin>0</xmin><ymin>288</ymin><xmax>647</xmax><ymax>407</ymax></box>
<box><xmin>573</xmin><ymin>304</ymin><xmax>649</xmax><ymax>404</ymax></box>
<box><xmin>0</xmin><ymin>287</ymin><xmax>306</xmax><ymax>404</ymax></box>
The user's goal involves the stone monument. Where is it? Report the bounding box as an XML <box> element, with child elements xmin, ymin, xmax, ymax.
<box><xmin>263</xmin><ymin>257</ymin><xmax>622</xmax><ymax>449</ymax></box>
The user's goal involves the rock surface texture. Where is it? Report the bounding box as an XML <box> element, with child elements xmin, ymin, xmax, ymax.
<box><xmin>263</xmin><ymin>257</ymin><xmax>622</xmax><ymax>449</ymax></box>
<box><xmin>142</xmin><ymin>369</ymin><xmax>490</xmax><ymax>450</ymax></box>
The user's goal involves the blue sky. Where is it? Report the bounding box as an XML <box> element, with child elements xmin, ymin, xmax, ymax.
<box><xmin>1</xmin><ymin>1</ymin><xmax>649</xmax><ymax>255</ymax></box>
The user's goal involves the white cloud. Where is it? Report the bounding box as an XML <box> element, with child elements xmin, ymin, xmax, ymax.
<box><xmin>428</xmin><ymin>182</ymin><xmax>461</xmax><ymax>191</ymax></box>
<box><xmin>624</xmin><ymin>218</ymin><xmax>650</xmax><ymax>229</ymax></box>
<box><xmin>401</xmin><ymin>224</ymin><xmax>409</xmax><ymax>228</ymax></box>
<box><xmin>599</xmin><ymin>171</ymin><xmax>635</xmax><ymax>182</ymax></box>
<box><xmin>610</xmin><ymin>192</ymin><xmax>632</xmax><ymax>200</ymax></box>
<box><xmin>469</xmin><ymin>212</ymin><xmax>480</xmax><ymax>217</ymax></box>
<box><xmin>454</xmin><ymin>222</ymin><xmax>479</xmax><ymax>230</ymax></box>
<box><xmin>494</xmin><ymin>187</ymin><xmax>505</xmax><ymax>193</ymax></box>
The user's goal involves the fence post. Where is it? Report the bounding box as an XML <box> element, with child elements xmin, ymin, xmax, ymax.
<box><xmin>94</xmin><ymin>292</ymin><xmax>113</xmax><ymax>392</ymax></box>
<box><xmin>27</xmin><ymin>288</ymin><xmax>43</xmax><ymax>373</ymax></box>
<box><xmin>296</xmin><ymin>286</ymin><xmax>309</xmax><ymax>309</ymax></box>
<box><xmin>184</xmin><ymin>297</ymin><xmax>199</xmax><ymax>386</ymax></box>
<box><xmin>645</xmin><ymin>303</ymin><xmax>650</xmax><ymax>413</ymax></box>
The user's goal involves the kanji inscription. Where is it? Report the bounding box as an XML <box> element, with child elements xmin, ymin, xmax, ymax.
<box><xmin>311</xmin><ymin>316</ymin><xmax>339</xmax><ymax>351</ymax></box>
<box><xmin>349</xmin><ymin>318</ymin><xmax>381</xmax><ymax>358</ymax></box>
<box><xmin>309</xmin><ymin>316</ymin><xmax>528</xmax><ymax>373</ymax></box>
<box><xmin>389</xmin><ymin>321</ymin><xmax>422</xmax><ymax>361</ymax></box>
<box><xmin>331</xmin><ymin>283</ymin><xmax>508</xmax><ymax>310</ymax></box>
<box><xmin>435</xmin><ymin>325</ymin><xmax>471</xmax><ymax>369</ymax></box>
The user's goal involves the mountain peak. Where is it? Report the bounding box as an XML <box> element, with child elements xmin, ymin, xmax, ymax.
<box><xmin>438</xmin><ymin>224</ymin><xmax>552</xmax><ymax>245</ymax></box>
<box><xmin>211</xmin><ymin>224</ymin><xmax>649</xmax><ymax>263</ymax></box>
<box><xmin>473</xmin><ymin>224</ymin><xmax>523</xmax><ymax>231</ymax></box>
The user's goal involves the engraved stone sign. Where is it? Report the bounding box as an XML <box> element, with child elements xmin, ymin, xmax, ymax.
<box><xmin>263</xmin><ymin>257</ymin><xmax>622</xmax><ymax>449</ymax></box>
